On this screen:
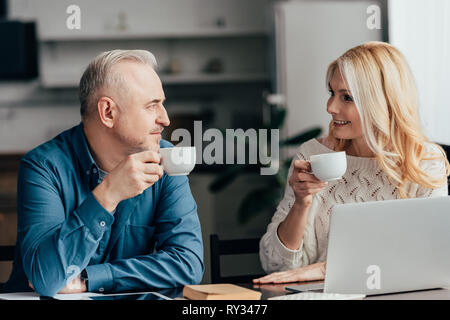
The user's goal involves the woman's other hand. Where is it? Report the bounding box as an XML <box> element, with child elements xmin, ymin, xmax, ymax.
<box><xmin>252</xmin><ymin>262</ymin><xmax>326</xmax><ymax>284</ymax></box>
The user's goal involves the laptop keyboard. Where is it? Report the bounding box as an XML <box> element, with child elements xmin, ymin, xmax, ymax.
<box><xmin>286</xmin><ymin>283</ymin><xmax>326</xmax><ymax>292</ymax></box>
<box><xmin>269</xmin><ymin>292</ymin><xmax>366</xmax><ymax>300</ymax></box>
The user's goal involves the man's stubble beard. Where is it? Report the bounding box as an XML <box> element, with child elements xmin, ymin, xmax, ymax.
<box><xmin>116</xmin><ymin>131</ymin><xmax>160</xmax><ymax>155</ymax></box>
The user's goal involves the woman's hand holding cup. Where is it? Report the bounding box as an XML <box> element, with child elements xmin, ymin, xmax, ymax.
<box><xmin>288</xmin><ymin>160</ymin><xmax>328</xmax><ymax>207</ymax></box>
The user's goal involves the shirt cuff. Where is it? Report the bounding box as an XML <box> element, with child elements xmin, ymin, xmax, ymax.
<box><xmin>85</xmin><ymin>263</ymin><xmax>114</xmax><ymax>293</ymax></box>
<box><xmin>75</xmin><ymin>193</ymin><xmax>115</xmax><ymax>240</ymax></box>
<box><xmin>272</xmin><ymin>223</ymin><xmax>303</xmax><ymax>263</ymax></box>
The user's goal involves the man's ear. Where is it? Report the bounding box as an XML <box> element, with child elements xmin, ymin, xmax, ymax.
<box><xmin>97</xmin><ymin>97</ymin><xmax>118</xmax><ymax>128</ymax></box>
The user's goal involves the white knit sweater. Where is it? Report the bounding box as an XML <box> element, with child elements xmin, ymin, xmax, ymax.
<box><xmin>259</xmin><ymin>138</ymin><xmax>448</xmax><ymax>274</ymax></box>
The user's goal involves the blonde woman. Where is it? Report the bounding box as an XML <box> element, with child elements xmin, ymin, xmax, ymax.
<box><xmin>254</xmin><ymin>41</ymin><xmax>450</xmax><ymax>284</ymax></box>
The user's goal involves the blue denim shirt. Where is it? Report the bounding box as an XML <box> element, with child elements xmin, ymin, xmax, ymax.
<box><xmin>3</xmin><ymin>123</ymin><xmax>204</xmax><ymax>296</ymax></box>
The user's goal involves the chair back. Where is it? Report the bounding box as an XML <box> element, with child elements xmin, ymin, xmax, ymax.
<box><xmin>210</xmin><ymin>234</ymin><xmax>263</xmax><ymax>284</ymax></box>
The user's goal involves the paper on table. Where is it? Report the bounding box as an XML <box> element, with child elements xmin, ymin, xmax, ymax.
<box><xmin>0</xmin><ymin>291</ymin><xmax>171</xmax><ymax>300</ymax></box>
<box><xmin>53</xmin><ymin>292</ymin><xmax>104</xmax><ymax>300</ymax></box>
<box><xmin>55</xmin><ymin>291</ymin><xmax>171</xmax><ymax>300</ymax></box>
<box><xmin>0</xmin><ymin>292</ymin><xmax>41</xmax><ymax>300</ymax></box>
<box><xmin>0</xmin><ymin>291</ymin><xmax>104</xmax><ymax>300</ymax></box>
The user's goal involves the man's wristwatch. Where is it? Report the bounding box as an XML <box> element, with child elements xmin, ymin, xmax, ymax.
<box><xmin>80</xmin><ymin>269</ymin><xmax>88</xmax><ymax>289</ymax></box>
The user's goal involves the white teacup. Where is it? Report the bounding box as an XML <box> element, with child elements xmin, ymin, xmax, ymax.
<box><xmin>308</xmin><ymin>151</ymin><xmax>347</xmax><ymax>181</ymax></box>
<box><xmin>160</xmin><ymin>147</ymin><xmax>196</xmax><ymax>176</ymax></box>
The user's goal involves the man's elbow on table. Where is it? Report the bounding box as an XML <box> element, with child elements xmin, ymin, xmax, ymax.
<box><xmin>27</xmin><ymin>273</ymin><xmax>67</xmax><ymax>297</ymax></box>
<box><xmin>25</xmin><ymin>257</ymin><xmax>73</xmax><ymax>297</ymax></box>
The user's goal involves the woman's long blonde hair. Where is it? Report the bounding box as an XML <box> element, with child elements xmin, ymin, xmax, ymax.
<box><xmin>326</xmin><ymin>41</ymin><xmax>450</xmax><ymax>198</ymax></box>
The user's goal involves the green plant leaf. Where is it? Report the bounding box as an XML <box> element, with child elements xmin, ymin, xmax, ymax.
<box><xmin>270</xmin><ymin>107</ymin><xmax>287</xmax><ymax>129</ymax></box>
<box><xmin>208</xmin><ymin>164</ymin><xmax>252</xmax><ymax>193</ymax></box>
<box><xmin>275</xmin><ymin>158</ymin><xmax>292</xmax><ymax>187</ymax></box>
<box><xmin>237</xmin><ymin>186</ymin><xmax>283</xmax><ymax>224</ymax></box>
<box><xmin>279</xmin><ymin>127</ymin><xmax>322</xmax><ymax>146</ymax></box>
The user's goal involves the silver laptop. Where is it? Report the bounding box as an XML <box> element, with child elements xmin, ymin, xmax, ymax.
<box><xmin>287</xmin><ymin>196</ymin><xmax>450</xmax><ymax>296</ymax></box>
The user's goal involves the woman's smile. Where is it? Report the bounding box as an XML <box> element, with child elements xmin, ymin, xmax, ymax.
<box><xmin>333</xmin><ymin>120</ymin><xmax>351</xmax><ymax>127</ymax></box>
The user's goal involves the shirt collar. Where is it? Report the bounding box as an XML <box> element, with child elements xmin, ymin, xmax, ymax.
<box><xmin>72</xmin><ymin>122</ymin><xmax>99</xmax><ymax>177</ymax></box>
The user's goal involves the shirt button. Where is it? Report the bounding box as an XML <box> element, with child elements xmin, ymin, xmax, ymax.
<box><xmin>99</xmin><ymin>287</ymin><xmax>104</xmax><ymax>293</ymax></box>
<box><xmin>92</xmin><ymin>168</ymin><xmax>98</xmax><ymax>174</ymax></box>
<box><xmin>100</xmin><ymin>221</ymin><xmax>106</xmax><ymax>227</ymax></box>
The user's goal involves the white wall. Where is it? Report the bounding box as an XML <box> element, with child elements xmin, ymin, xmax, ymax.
<box><xmin>274</xmin><ymin>1</ymin><xmax>383</xmax><ymax>151</ymax></box>
<box><xmin>389</xmin><ymin>0</ymin><xmax>450</xmax><ymax>145</ymax></box>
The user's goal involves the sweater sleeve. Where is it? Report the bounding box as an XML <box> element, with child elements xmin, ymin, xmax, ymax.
<box><xmin>259</xmin><ymin>157</ymin><xmax>302</xmax><ymax>274</ymax></box>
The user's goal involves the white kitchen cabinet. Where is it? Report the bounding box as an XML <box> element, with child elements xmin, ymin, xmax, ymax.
<box><xmin>38</xmin><ymin>36</ymin><xmax>269</xmax><ymax>88</ymax></box>
<box><xmin>7</xmin><ymin>0</ymin><xmax>273</xmax><ymax>88</ymax></box>
<box><xmin>9</xmin><ymin>0</ymin><xmax>271</xmax><ymax>40</ymax></box>
<box><xmin>0</xmin><ymin>105</ymin><xmax>80</xmax><ymax>153</ymax></box>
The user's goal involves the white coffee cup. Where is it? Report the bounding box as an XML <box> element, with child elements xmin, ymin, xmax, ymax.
<box><xmin>160</xmin><ymin>146</ymin><xmax>196</xmax><ymax>176</ymax></box>
<box><xmin>307</xmin><ymin>151</ymin><xmax>347</xmax><ymax>181</ymax></box>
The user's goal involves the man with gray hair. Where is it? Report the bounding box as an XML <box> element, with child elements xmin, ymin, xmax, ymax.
<box><xmin>2</xmin><ymin>50</ymin><xmax>204</xmax><ymax>296</ymax></box>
